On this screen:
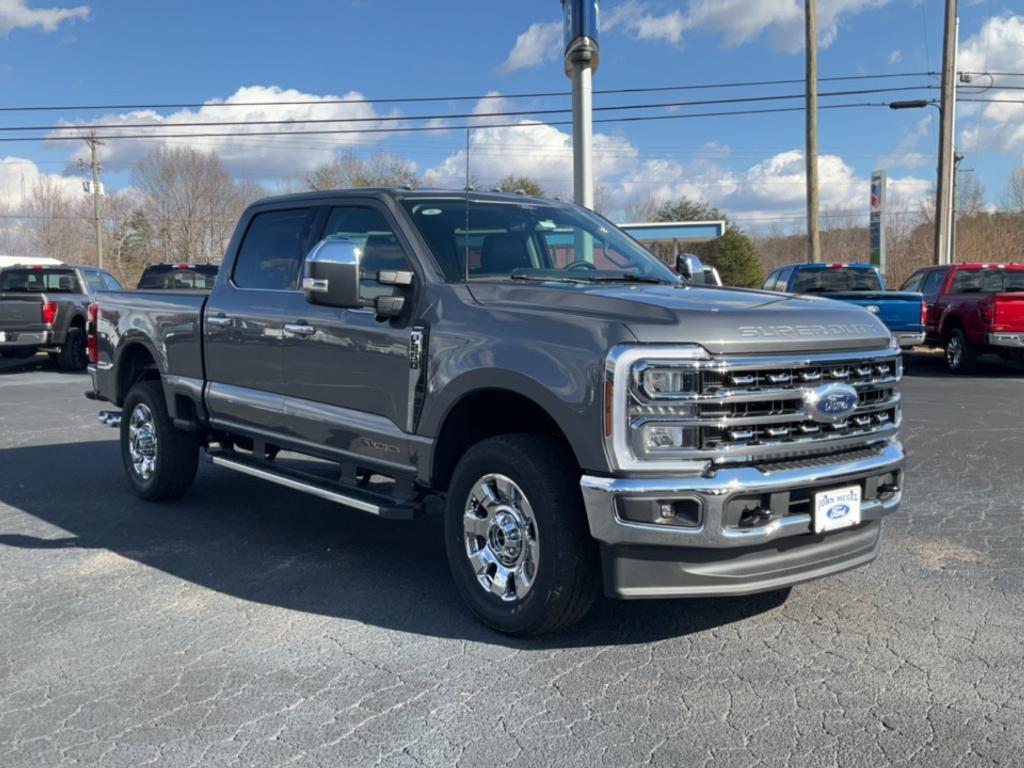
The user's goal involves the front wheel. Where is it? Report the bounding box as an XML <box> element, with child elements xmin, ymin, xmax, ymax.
<box><xmin>120</xmin><ymin>379</ymin><xmax>199</xmax><ymax>500</ymax></box>
<box><xmin>945</xmin><ymin>328</ymin><xmax>977</xmax><ymax>374</ymax></box>
<box><xmin>444</xmin><ymin>434</ymin><xmax>599</xmax><ymax>635</ymax></box>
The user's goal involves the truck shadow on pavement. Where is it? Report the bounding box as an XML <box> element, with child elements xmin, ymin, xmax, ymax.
<box><xmin>0</xmin><ymin>439</ymin><xmax>788</xmax><ymax>648</ymax></box>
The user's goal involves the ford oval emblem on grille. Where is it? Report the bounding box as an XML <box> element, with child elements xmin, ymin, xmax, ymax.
<box><xmin>803</xmin><ymin>383</ymin><xmax>859</xmax><ymax>423</ymax></box>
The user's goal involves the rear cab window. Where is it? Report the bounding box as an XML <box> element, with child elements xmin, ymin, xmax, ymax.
<box><xmin>232</xmin><ymin>208</ymin><xmax>317</xmax><ymax>291</ymax></box>
<box><xmin>0</xmin><ymin>268</ymin><xmax>82</xmax><ymax>293</ymax></box>
<box><xmin>138</xmin><ymin>265</ymin><xmax>219</xmax><ymax>290</ymax></box>
<box><xmin>792</xmin><ymin>267</ymin><xmax>882</xmax><ymax>293</ymax></box>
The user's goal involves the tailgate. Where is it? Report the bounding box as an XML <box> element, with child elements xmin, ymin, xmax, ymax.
<box><xmin>825</xmin><ymin>291</ymin><xmax>924</xmax><ymax>330</ymax></box>
<box><xmin>994</xmin><ymin>293</ymin><xmax>1024</xmax><ymax>329</ymax></box>
<box><xmin>0</xmin><ymin>294</ymin><xmax>43</xmax><ymax>331</ymax></box>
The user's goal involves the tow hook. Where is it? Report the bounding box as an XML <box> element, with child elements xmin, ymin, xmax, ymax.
<box><xmin>98</xmin><ymin>411</ymin><xmax>121</xmax><ymax>428</ymax></box>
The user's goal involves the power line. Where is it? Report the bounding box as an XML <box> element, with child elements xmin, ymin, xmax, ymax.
<box><xmin>0</xmin><ymin>101</ymin><xmax>916</xmax><ymax>144</ymax></box>
<box><xmin>6</xmin><ymin>86</ymin><xmax>936</xmax><ymax>135</ymax></box>
<box><xmin>0</xmin><ymin>71</ymin><xmax>938</xmax><ymax>114</ymax></box>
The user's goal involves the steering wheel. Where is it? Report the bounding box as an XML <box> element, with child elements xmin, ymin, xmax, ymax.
<box><xmin>564</xmin><ymin>260</ymin><xmax>598</xmax><ymax>271</ymax></box>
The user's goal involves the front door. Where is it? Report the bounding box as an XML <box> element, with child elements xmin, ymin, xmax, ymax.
<box><xmin>278</xmin><ymin>203</ymin><xmax>420</xmax><ymax>472</ymax></box>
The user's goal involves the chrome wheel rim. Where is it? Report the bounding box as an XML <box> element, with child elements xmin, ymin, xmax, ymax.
<box><xmin>947</xmin><ymin>335</ymin><xmax>962</xmax><ymax>369</ymax></box>
<box><xmin>128</xmin><ymin>403</ymin><xmax>158</xmax><ymax>481</ymax></box>
<box><xmin>463</xmin><ymin>474</ymin><xmax>539</xmax><ymax>602</ymax></box>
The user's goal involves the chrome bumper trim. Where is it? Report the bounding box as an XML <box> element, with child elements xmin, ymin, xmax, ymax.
<box><xmin>988</xmin><ymin>333</ymin><xmax>1024</xmax><ymax>349</ymax></box>
<box><xmin>895</xmin><ymin>332</ymin><xmax>926</xmax><ymax>348</ymax></box>
<box><xmin>581</xmin><ymin>441</ymin><xmax>903</xmax><ymax>549</ymax></box>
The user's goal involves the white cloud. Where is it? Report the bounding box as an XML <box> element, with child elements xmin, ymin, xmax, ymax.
<box><xmin>498</xmin><ymin>21</ymin><xmax>562</xmax><ymax>74</ymax></box>
<box><xmin>889</xmin><ymin>49</ymin><xmax>903</xmax><ymax>64</ymax></box>
<box><xmin>423</xmin><ymin>96</ymin><xmax>638</xmax><ymax>195</ymax></box>
<box><xmin>879</xmin><ymin>113</ymin><xmax>933</xmax><ymax>169</ymax></box>
<box><xmin>612</xmin><ymin>148</ymin><xmax>931</xmax><ymax>226</ymax></box>
<box><xmin>48</xmin><ymin>85</ymin><xmax>397</xmax><ymax>180</ymax></box>
<box><xmin>0</xmin><ymin>156</ymin><xmax>82</xmax><ymax>209</ymax></box>
<box><xmin>957</xmin><ymin>15</ymin><xmax>1024</xmax><ymax>153</ymax></box>
<box><xmin>684</xmin><ymin>0</ymin><xmax>892</xmax><ymax>53</ymax></box>
<box><xmin>0</xmin><ymin>0</ymin><xmax>89</xmax><ymax>34</ymax></box>
<box><xmin>605</xmin><ymin>1</ymin><xmax>687</xmax><ymax>44</ymax></box>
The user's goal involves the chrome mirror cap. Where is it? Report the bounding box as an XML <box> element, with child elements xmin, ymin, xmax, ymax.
<box><xmin>675</xmin><ymin>253</ymin><xmax>705</xmax><ymax>283</ymax></box>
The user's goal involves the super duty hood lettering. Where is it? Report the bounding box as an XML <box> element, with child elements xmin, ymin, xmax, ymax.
<box><xmin>737</xmin><ymin>323</ymin><xmax>877</xmax><ymax>339</ymax></box>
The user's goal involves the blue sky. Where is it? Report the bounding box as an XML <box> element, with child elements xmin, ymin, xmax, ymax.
<box><xmin>1</xmin><ymin>0</ymin><xmax>1023</xmax><ymax>229</ymax></box>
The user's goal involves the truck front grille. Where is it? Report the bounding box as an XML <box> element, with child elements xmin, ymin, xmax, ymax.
<box><xmin>631</xmin><ymin>348</ymin><xmax>902</xmax><ymax>464</ymax></box>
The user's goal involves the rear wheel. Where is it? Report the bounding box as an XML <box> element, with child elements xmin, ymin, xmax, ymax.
<box><xmin>444</xmin><ymin>434</ymin><xmax>599</xmax><ymax>635</ymax></box>
<box><xmin>120</xmin><ymin>379</ymin><xmax>199</xmax><ymax>500</ymax></box>
<box><xmin>56</xmin><ymin>327</ymin><xmax>88</xmax><ymax>371</ymax></box>
<box><xmin>945</xmin><ymin>328</ymin><xmax>977</xmax><ymax>374</ymax></box>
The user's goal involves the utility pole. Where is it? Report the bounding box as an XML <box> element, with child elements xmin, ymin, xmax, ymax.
<box><xmin>934</xmin><ymin>0</ymin><xmax>958</xmax><ymax>265</ymax></box>
<box><xmin>805</xmin><ymin>0</ymin><xmax>821</xmax><ymax>263</ymax></box>
<box><xmin>84</xmin><ymin>132</ymin><xmax>105</xmax><ymax>269</ymax></box>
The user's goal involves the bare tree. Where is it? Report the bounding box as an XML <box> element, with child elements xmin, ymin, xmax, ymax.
<box><xmin>1004</xmin><ymin>162</ymin><xmax>1024</xmax><ymax>214</ymax></box>
<box><xmin>304</xmin><ymin>150</ymin><xmax>418</xmax><ymax>191</ymax></box>
<box><xmin>623</xmin><ymin>193</ymin><xmax>665</xmax><ymax>223</ymax></box>
<box><xmin>24</xmin><ymin>177</ymin><xmax>84</xmax><ymax>262</ymax></box>
<box><xmin>132</xmin><ymin>146</ymin><xmax>249</xmax><ymax>264</ymax></box>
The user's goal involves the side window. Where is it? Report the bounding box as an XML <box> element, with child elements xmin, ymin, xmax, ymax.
<box><xmin>101</xmin><ymin>272</ymin><xmax>124</xmax><ymax>290</ymax></box>
<box><xmin>776</xmin><ymin>267</ymin><xmax>794</xmax><ymax>291</ymax></box>
<box><xmin>232</xmin><ymin>208</ymin><xmax>316</xmax><ymax>291</ymax></box>
<box><xmin>901</xmin><ymin>271</ymin><xmax>924</xmax><ymax>292</ymax></box>
<box><xmin>763</xmin><ymin>270</ymin><xmax>779</xmax><ymax>290</ymax></box>
<box><xmin>921</xmin><ymin>270</ymin><xmax>944</xmax><ymax>297</ymax></box>
<box><xmin>322</xmin><ymin>206</ymin><xmax>410</xmax><ymax>301</ymax></box>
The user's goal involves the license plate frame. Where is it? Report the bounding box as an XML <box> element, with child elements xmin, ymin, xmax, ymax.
<box><xmin>813</xmin><ymin>485</ymin><xmax>862</xmax><ymax>533</ymax></box>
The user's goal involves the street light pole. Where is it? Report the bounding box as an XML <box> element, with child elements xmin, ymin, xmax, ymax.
<box><xmin>561</xmin><ymin>0</ymin><xmax>600</xmax><ymax>210</ymax></box>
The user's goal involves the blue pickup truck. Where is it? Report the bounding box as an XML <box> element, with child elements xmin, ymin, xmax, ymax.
<box><xmin>763</xmin><ymin>263</ymin><xmax>925</xmax><ymax>349</ymax></box>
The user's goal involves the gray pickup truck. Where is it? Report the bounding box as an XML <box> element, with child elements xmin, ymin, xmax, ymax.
<box><xmin>0</xmin><ymin>264</ymin><xmax>123</xmax><ymax>370</ymax></box>
<box><xmin>86</xmin><ymin>189</ymin><xmax>905</xmax><ymax>634</ymax></box>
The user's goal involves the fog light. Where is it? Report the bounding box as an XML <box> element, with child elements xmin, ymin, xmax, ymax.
<box><xmin>640</xmin><ymin>424</ymin><xmax>697</xmax><ymax>452</ymax></box>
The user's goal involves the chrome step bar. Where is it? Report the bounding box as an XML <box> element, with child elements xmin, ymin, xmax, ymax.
<box><xmin>210</xmin><ymin>453</ymin><xmax>420</xmax><ymax>520</ymax></box>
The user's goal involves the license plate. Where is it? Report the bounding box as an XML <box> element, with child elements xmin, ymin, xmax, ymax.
<box><xmin>813</xmin><ymin>485</ymin><xmax>862</xmax><ymax>533</ymax></box>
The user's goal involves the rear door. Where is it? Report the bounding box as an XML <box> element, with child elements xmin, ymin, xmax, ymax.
<box><xmin>203</xmin><ymin>205</ymin><xmax>318</xmax><ymax>436</ymax></box>
<box><xmin>278</xmin><ymin>201</ymin><xmax>422</xmax><ymax>470</ymax></box>
<box><xmin>993</xmin><ymin>269</ymin><xmax>1024</xmax><ymax>330</ymax></box>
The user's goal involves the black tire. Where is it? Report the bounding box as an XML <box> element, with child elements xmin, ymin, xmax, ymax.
<box><xmin>56</xmin><ymin>327</ymin><xmax>88</xmax><ymax>371</ymax></box>
<box><xmin>944</xmin><ymin>328</ymin><xmax>977</xmax><ymax>374</ymax></box>
<box><xmin>444</xmin><ymin>434</ymin><xmax>599</xmax><ymax>635</ymax></box>
<box><xmin>120</xmin><ymin>379</ymin><xmax>199</xmax><ymax>501</ymax></box>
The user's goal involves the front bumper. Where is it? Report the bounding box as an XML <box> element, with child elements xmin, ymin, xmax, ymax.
<box><xmin>894</xmin><ymin>331</ymin><xmax>926</xmax><ymax>348</ymax></box>
<box><xmin>988</xmin><ymin>332</ymin><xmax>1024</xmax><ymax>349</ymax></box>
<box><xmin>580</xmin><ymin>441</ymin><xmax>903</xmax><ymax>598</ymax></box>
<box><xmin>0</xmin><ymin>330</ymin><xmax>49</xmax><ymax>348</ymax></box>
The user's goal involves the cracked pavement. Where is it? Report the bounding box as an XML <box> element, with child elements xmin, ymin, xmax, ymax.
<box><xmin>0</xmin><ymin>352</ymin><xmax>1022</xmax><ymax>767</ymax></box>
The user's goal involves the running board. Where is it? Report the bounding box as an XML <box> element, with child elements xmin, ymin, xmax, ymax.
<box><xmin>210</xmin><ymin>453</ymin><xmax>422</xmax><ymax>521</ymax></box>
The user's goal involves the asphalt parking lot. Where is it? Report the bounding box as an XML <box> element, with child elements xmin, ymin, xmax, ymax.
<box><xmin>1</xmin><ymin>352</ymin><xmax>1022</xmax><ymax>768</ymax></box>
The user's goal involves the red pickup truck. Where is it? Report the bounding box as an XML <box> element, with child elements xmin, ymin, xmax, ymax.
<box><xmin>900</xmin><ymin>263</ymin><xmax>1024</xmax><ymax>373</ymax></box>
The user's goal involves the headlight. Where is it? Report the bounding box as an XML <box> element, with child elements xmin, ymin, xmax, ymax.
<box><xmin>888</xmin><ymin>334</ymin><xmax>900</xmax><ymax>352</ymax></box>
<box><xmin>605</xmin><ymin>345</ymin><xmax>712</xmax><ymax>470</ymax></box>
<box><xmin>632</xmin><ymin>421</ymin><xmax>699</xmax><ymax>459</ymax></box>
<box><xmin>634</xmin><ymin>364</ymin><xmax>700</xmax><ymax>400</ymax></box>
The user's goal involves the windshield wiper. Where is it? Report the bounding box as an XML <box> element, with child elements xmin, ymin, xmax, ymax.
<box><xmin>508</xmin><ymin>273</ymin><xmax>593</xmax><ymax>285</ymax></box>
<box><xmin>581</xmin><ymin>273</ymin><xmax>675</xmax><ymax>285</ymax></box>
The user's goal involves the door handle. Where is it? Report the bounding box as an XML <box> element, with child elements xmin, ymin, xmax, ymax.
<box><xmin>207</xmin><ymin>315</ymin><xmax>231</xmax><ymax>327</ymax></box>
<box><xmin>284</xmin><ymin>323</ymin><xmax>316</xmax><ymax>337</ymax></box>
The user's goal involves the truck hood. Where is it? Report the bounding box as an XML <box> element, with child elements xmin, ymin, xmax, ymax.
<box><xmin>467</xmin><ymin>281</ymin><xmax>892</xmax><ymax>354</ymax></box>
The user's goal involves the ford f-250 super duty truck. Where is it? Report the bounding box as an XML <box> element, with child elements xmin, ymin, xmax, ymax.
<box><xmin>86</xmin><ymin>190</ymin><xmax>905</xmax><ymax>634</ymax></box>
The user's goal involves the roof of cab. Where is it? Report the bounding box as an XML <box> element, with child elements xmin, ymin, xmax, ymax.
<box><xmin>246</xmin><ymin>187</ymin><xmax>569</xmax><ymax>209</ymax></box>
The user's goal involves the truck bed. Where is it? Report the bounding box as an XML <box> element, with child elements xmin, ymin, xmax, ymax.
<box><xmin>824</xmin><ymin>291</ymin><xmax>924</xmax><ymax>333</ymax></box>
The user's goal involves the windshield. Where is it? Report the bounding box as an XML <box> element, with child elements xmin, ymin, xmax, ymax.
<box><xmin>0</xmin><ymin>268</ymin><xmax>81</xmax><ymax>293</ymax></box>
<box><xmin>792</xmin><ymin>267</ymin><xmax>882</xmax><ymax>293</ymax></box>
<box><xmin>402</xmin><ymin>199</ymin><xmax>679</xmax><ymax>285</ymax></box>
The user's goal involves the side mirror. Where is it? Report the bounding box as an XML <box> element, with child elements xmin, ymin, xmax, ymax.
<box><xmin>675</xmin><ymin>253</ymin><xmax>705</xmax><ymax>283</ymax></box>
<box><xmin>303</xmin><ymin>238</ymin><xmax>363</xmax><ymax>309</ymax></box>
